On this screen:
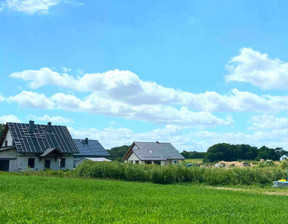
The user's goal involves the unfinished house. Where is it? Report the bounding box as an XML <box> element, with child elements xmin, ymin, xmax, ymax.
<box><xmin>0</xmin><ymin>121</ymin><xmax>79</xmax><ymax>171</ymax></box>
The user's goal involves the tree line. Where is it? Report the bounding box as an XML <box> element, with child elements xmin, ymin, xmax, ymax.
<box><xmin>203</xmin><ymin>143</ymin><xmax>287</xmax><ymax>162</ymax></box>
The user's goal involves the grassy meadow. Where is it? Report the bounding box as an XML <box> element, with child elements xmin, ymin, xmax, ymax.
<box><xmin>1</xmin><ymin>173</ymin><xmax>288</xmax><ymax>223</ymax></box>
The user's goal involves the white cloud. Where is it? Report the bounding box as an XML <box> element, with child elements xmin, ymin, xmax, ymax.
<box><xmin>7</xmin><ymin>91</ymin><xmax>54</xmax><ymax>109</ymax></box>
<box><xmin>0</xmin><ymin>0</ymin><xmax>65</xmax><ymax>14</ymax></box>
<box><xmin>0</xmin><ymin>95</ymin><xmax>5</xmax><ymax>102</ymax></box>
<box><xmin>249</xmin><ymin>114</ymin><xmax>288</xmax><ymax>130</ymax></box>
<box><xmin>226</xmin><ymin>48</ymin><xmax>288</xmax><ymax>90</ymax></box>
<box><xmin>6</xmin><ymin>89</ymin><xmax>232</xmax><ymax>127</ymax></box>
<box><xmin>28</xmin><ymin>114</ymin><xmax>74</xmax><ymax>124</ymax></box>
<box><xmin>51</xmin><ymin>92</ymin><xmax>232</xmax><ymax>127</ymax></box>
<box><xmin>10</xmin><ymin>67</ymin><xmax>76</xmax><ymax>89</ymax></box>
<box><xmin>0</xmin><ymin>115</ymin><xmax>21</xmax><ymax>123</ymax></box>
<box><xmin>69</xmin><ymin>124</ymin><xmax>288</xmax><ymax>151</ymax></box>
<box><xmin>68</xmin><ymin>125</ymin><xmax>190</xmax><ymax>151</ymax></box>
<box><xmin>10</xmin><ymin>67</ymin><xmax>288</xmax><ymax>113</ymax></box>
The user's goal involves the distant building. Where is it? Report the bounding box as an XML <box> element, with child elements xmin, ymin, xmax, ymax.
<box><xmin>0</xmin><ymin>121</ymin><xmax>78</xmax><ymax>172</ymax></box>
<box><xmin>122</xmin><ymin>141</ymin><xmax>184</xmax><ymax>165</ymax></box>
<box><xmin>280</xmin><ymin>155</ymin><xmax>288</xmax><ymax>161</ymax></box>
<box><xmin>73</xmin><ymin>138</ymin><xmax>110</xmax><ymax>167</ymax></box>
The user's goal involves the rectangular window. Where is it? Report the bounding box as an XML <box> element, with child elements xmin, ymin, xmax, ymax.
<box><xmin>28</xmin><ymin>158</ymin><xmax>35</xmax><ymax>168</ymax></box>
<box><xmin>5</xmin><ymin>140</ymin><xmax>7</xmax><ymax>147</ymax></box>
<box><xmin>44</xmin><ymin>160</ymin><xmax>51</xmax><ymax>169</ymax></box>
<box><xmin>60</xmin><ymin>158</ymin><xmax>66</xmax><ymax>168</ymax></box>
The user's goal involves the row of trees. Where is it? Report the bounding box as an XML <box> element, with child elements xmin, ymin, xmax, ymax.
<box><xmin>203</xmin><ymin>143</ymin><xmax>287</xmax><ymax>162</ymax></box>
<box><xmin>181</xmin><ymin>151</ymin><xmax>205</xmax><ymax>159</ymax></box>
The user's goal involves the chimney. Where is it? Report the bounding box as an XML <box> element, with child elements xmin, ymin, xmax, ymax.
<box><xmin>156</xmin><ymin>141</ymin><xmax>159</xmax><ymax>144</ymax></box>
<box><xmin>47</xmin><ymin>122</ymin><xmax>52</xmax><ymax>132</ymax></box>
<box><xmin>29</xmin><ymin>120</ymin><xmax>34</xmax><ymax>133</ymax></box>
<box><xmin>85</xmin><ymin>138</ymin><xmax>88</xmax><ymax>144</ymax></box>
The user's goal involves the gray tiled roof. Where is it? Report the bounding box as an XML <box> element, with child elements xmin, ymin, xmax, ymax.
<box><xmin>2</xmin><ymin>122</ymin><xmax>78</xmax><ymax>154</ymax></box>
<box><xmin>73</xmin><ymin>139</ymin><xmax>110</xmax><ymax>157</ymax></box>
<box><xmin>132</xmin><ymin>142</ymin><xmax>184</xmax><ymax>161</ymax></box>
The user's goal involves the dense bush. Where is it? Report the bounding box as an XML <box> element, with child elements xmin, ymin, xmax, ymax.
<box><xmin>75</xmin><ymin>161</ymin><xmax>287</xmax><ymax>185</ymax></box>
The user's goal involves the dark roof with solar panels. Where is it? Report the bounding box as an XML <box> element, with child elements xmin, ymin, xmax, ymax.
<box><xmin>0</xmin><ymin>121</ymin><xmax>79</xmax><ymax>154</ymax></box>
<box><xmin>73</xmin><ymin>138</ymin><xmax>110</xmax><ymax>157</ymax></box>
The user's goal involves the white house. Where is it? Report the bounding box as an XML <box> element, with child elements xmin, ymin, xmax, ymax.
<box><xmin>122</xmin><ymin>141</ymin><xmax>185</xmax><ymax>165</ymax></box>
<box><xmin>280</xmin><ymin>155</ymin><xmax>288</xmax><ymax>161</ymax></box>
<box><xmin>0</xmin><ymin>121</ymin><xmax>79</xmax><ymax>172</ymax></box>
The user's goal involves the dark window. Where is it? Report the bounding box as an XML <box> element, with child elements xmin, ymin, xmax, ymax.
<box><xmin>60</xmin><ymin>158</ymin><xmax>66</xmax><ymax>168</ymax></box>
<box><xmin>145</xmin><ymin>161</ymin><xmax>152</xmax><ymax>164</ymax></box>
<box><xmin>0</xmin><ymin>160</ymin><xmax>9</xmax><ymax>171</ymax></box>
<box><xmin>5</xmin><ymin>141</ymin><xmax>7</xmax><ymax>147</ymax></box>
<box><xmin>135</xmin><ymin>161</ymin><xmax>139</xmax><ymax>164</ymax></box>
<box><xmin>12</xmin><ymin>140</ymin><xmax>15</xmax><ymax>146</ymax></box>
<box><xmin>44</xmin><ymin>160</ymin><xmax>51</xmax><ymax>169</ymax></box>
<box><xmin>154</xmin><ymin>161</ymin><xmax>161</xmax><ymax>165</ymax></box>
<box><xmin>28</xmin><ymin>158</ymin><xmax>35</xmax><ymax>168</ymax></box>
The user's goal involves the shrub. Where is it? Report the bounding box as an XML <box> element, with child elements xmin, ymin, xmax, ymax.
<box><xmin>75</xmin><ymin>161</ymin><xmax>287</xmax><ymax>186</ymax></box>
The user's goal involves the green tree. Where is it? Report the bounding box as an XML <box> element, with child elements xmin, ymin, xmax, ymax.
<box><xmin>181</xmin><ymin>150</ymin><xmax>205</xmax><ymax>159</ymax></box>
<box><xmin>0</xmin><ymin>123</ymin><xmax>5</xmax><ymax>138</ymax></box>
<box><xmin>107</xmin><ymin>145</ymin><xmax>129</xmax><ymax>162</ymax></box>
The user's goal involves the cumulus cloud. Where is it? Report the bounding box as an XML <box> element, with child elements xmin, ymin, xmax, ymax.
<box><xmin>7</xmin><ymin>91</ymin><xmax>54</xmax><ymax>109</ymax></box>
<box><xmin>69</xmin><ymin>124</ymin><xmax>288</xmax><ymax>151</ymax></box>
<box><xmin>51</xmin><ymin>92</ymin><xmax>233</xmax><ymax>127</ymax></box>
<box><xmin>6</xmin><ymin>90</ymin><xmax>232</xmax><ymax>127</ymax></box>
<box><xmin>0</xmin><ymin>0</ymin><xmax>64</xmax><ymax>14</ymax></box>
<box><xmin>68</xmin><ymin>125</ymin><xmax>189</xmax><ymax>150</ymax></box>
<box><xmin>28</xmin><ymin>114</ymin><xmax>74</xmax><ymax>124</ymax></box>
<box><xmin>0</xmin><ymin>115</ymin><xmax>21</xmax><ymax>123</ymax></box>
<box><xmin>226</xmin><ymin>48</ymin><xmax>288</xmax><ymax>90</ymax></box>
<box><xmin>249</xmin><ymin>114</ymin><xmax>288</xmax><ymax>130</ymax></box>
<box><xmin>10</xmin><ymin>67</ymin><xmax>288</xmax><ymax>112</ymax></box>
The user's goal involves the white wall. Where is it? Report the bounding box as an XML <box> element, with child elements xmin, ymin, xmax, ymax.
<box><xmin>7</xmin><ymin>156</ymin><xmax>74</xmax><ymax>172</ymax></box>
<box><xmin>127</xmin><ymin>152</ymin><xmax>139</xmax><ymax>161</ymax></box>
<box><xmin>1</xmin><ymin>130</ymin><xmax>13</xmax><ymax>147</ymax></box>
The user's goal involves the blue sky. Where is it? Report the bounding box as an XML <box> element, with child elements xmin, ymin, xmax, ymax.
<box><xmin>1</xmin><ymin>0</ymin><xmax>288</xmax><ymax>151</ymax></box>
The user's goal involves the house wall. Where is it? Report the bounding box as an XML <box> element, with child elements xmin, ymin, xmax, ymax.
<box><xmin>4</xmin><ymin>155</ymin><xmax>74</xmax><ymax>172</ymax></box>
<box><xmin>1</xmin><ymin>130</ymin><xmax>13</xmax><ymax>147</ymax></box>
<box><xmin>127</xmin><ymin>152</ymin><xmax>139</xmax><ymax>161</ymax></box>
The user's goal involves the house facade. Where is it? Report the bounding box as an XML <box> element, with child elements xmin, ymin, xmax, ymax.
<box><xmin>73</xmin><ymin>138</ymin><xmax>110</xmax><ymax>167</ymax></box>
<box><xmin>122</xmin><ymin>141</ymin><xmax>185</xmax><ymax>165</ymax></box>
<box><xmin>280</xmin><ymin>155</ymin><xmax>288</xmax><ymax>161</ymax></box>
<box><xmin>0</xmin><ymin>121</ymin><xmax>79</xmax><ymax>172</ymax></box>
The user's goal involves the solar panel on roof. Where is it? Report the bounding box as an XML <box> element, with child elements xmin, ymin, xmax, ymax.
<box><xmin>6</xmin><ymin>122</ymin><xmax>79</xmax><ymax>154</ymax></box>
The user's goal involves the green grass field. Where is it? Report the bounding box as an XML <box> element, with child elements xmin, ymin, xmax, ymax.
<box><xmin>0</xmin><ymin>174</ymin><xmax>288</xmax><ymax>223</ymax></box>
<box><xmin>184</xmin><ymin>158</ymin><xmax>203</xmax><ymax>164</ymax></box>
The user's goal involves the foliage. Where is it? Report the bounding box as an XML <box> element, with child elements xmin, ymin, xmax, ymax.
<box><xmin>181</xmin><ymin>150</ymin><xmax>205</xmax><ymax>159</ymax></box>
<box><xmin>204</xmin><ymin>143</ymin><xmax>287</xmax><ymax>162</ymax></box>
<box><xmin>1</xmin><ymin>174</ymin><xmax>288</xmax><ymax>223</ymax></box>
<box><xmin>0</xmin><ymin>123</ymin><xmax>5</xmax><ymax>138</ymax></box>
<box><xmin>106</xmin><ymin>145</ymin><xmax>129</xmax><ymax>161</ymax></box>
<box><xmin>75</xmin><ymin>161</ymin><xmax>286</xmax><ymax>185</ymax></box>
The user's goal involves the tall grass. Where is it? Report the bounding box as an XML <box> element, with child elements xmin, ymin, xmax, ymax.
<box><xmin>76</xmin><ymin>161</ymin><xmax>286</xmax><ymax>185</ymax></box>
